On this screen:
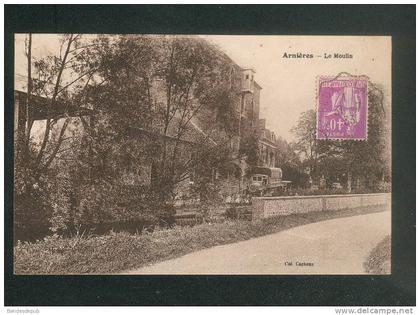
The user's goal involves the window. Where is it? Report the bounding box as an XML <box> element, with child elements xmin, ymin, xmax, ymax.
<box><xmin>245</xmin><ymin>74</ymin><xmax>249</xmax><ymax>80</ymax></box>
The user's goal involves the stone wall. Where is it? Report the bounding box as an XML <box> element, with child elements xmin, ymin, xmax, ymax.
<box><xmin>251</xmin><ymin>193</ymin><xmax>391</xmax><ymax>220</ymax></box>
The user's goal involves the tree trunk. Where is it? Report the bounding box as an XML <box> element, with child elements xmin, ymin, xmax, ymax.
<box><xmin>24</xmin><ymin>33</ymin><xmax>33</xmax><ymax>159</ymax></box>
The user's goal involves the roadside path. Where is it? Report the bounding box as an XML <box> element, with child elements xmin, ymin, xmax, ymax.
<box><xmin>123</xmin><ymin>210</ymin><xmax>391</xmax><ymax>275</ymax></box>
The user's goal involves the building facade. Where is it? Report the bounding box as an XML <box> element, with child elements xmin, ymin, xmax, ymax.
<box><xmin>258</xmin><ymin>119</ymin><xmax>277</xmax><ymax>168</ymax></box>
<box><xmin>14</xmin><ymin>36</ymin><xmax>265</xmax><ymax>205</ymax></box>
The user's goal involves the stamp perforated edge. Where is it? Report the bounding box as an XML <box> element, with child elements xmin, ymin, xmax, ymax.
<box><xmin>315</xmin><ymin>73</ymin><xmax>369</xmax><ymax>141</ymax></box>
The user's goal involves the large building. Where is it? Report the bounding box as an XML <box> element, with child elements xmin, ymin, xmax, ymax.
<box><xmin>14</xmin><ymin>36</ymin><xmax>264</xmax><ymax>204</ymax></box>
<box><xmin>258</xmin><ymin>119</ymin><xmax>277</xmax><ymax>168</ymax></box>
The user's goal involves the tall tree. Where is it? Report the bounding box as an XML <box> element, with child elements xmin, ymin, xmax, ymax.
<box><xmin>14</xmin><ymin>34</ymin><xmax>104</xmax><ymax>232</ymax></box>
<box><xmin>291</xmin><ymin>83</ymin><xmax>390</xmax><ymax>191</ymax></box>
<box><xmin>73</xmin><ymin>35</ymin><xmax>241</xmax><ymax>221</ymax></box>
<box><xmin>291</xmin><ymin>109</ymin><xmax>319</xmax><ymax>178</ymax></box>
<box><xmin>274</xmin><ymin>136</ymin><xmax>302</xmax><ymax>184</ymax></box>
<box><xmin>332</xmin><ymin>85</ymin><xmax>390</xmax><ymax>191</ymax></box>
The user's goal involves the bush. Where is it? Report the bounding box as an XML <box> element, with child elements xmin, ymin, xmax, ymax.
<box><xmin>14</xmin><ymin>177</ymin><xmax>53</xmax><ymax>241</ymax></box>
<box><xmin>364</xmin><ymin>235</ymin><xmax>391</xmax><ymax>274</ymax></box>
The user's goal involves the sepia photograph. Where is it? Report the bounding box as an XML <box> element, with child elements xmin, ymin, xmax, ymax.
<box><xmin>4</xmin><ymin>3</ymin><xmax>418</xmax><ymax>309</ymax></box>
<box><xmin>12</xmin><ymin>33</ymin><xmax>392</xmax><ymax>275</ymax></box>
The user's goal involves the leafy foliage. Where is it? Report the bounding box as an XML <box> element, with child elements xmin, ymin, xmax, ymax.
<box><xmin>15</xmin><ymin>34</ymin><xmax>246</xmax><ymax>237</ymax></box>
<box><xmin>290</xmin><ymin>83</ymin><xmax>390</xmax><ymax>190</ymax></box>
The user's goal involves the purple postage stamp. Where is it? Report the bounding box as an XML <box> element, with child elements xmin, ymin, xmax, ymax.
<box><xmin>317</xmin><ymin>76</ymin><xmax>368</xmax><ymax>140</ymax></box>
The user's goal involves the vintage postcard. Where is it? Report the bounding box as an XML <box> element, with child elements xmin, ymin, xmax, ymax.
<box><xmin>13</xmin><ymin>34</ymin><xmax>391</xmax><ymax>275</ymax></box>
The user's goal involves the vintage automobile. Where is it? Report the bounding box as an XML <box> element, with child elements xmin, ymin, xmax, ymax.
<box><xmin>249</xmin><ymin>167</ymin><xmax>290</xmax><ymax>196</ymax></box>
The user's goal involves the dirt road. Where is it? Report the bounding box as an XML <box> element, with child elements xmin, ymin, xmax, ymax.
<box><xmin>123</xmin><ymin>210</ymin><xmax>391</xmax><ymax>275</ymax></box>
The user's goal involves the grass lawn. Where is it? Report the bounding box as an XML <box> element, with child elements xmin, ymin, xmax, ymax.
<box><xmin>14</xmin><ymin>205</ymin><xmax>386</xmax><ymax>275</ymax></box>
<box><xmin>364</xmin><ymin>235</ymin><xmax>391</xmax><ymax>274</ymax></box>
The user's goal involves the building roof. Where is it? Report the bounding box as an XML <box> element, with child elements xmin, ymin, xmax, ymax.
<box><xmin>164</xmin><ymin>115</ymin><xmax>218</xmax><ymax>146</ymax></box>
<box><xmin>14</xmin><ymin>90</ymin><xmax>96</xmax><ymax>120</ymax></box>
<box><xmin>253</xmin><ymin>81</ymin><xmax>262</xmax><ymax>90</ymax></box>
<box><xmin>128</xmin><ymin>115</ymin><xmax>217</xmax><ymax>147</ymax></box>
<box><xmin>200</xmin><ymin>38</ymin><xmax>263</xmax><ymax>91</ymax></box>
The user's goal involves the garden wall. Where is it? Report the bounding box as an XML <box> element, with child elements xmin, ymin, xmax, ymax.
<box><xmin>251</xmin><ymin>193</ymin><xmax>391</xmax><ymax>220</ymax></box>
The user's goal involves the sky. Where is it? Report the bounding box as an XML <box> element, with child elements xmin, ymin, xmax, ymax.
<box><xmin>203</xmin><ymin>35</ymin><xmax>391</xmax><ymax>141</ymax></box>
<box><xmin>15</xmin><ymin>34</ymin><xmax>391</xmax><ymax>141</ymax></box>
